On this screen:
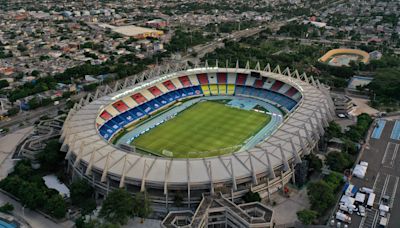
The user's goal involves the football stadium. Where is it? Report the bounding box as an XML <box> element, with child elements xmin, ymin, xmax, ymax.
<box><xmin>60</xmin><ymin>62</ymin><xmax>334</xmax><ymax>219</ymax></box>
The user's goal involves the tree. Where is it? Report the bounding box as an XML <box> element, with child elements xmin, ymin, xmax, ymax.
<box><xmin>133</xmin><ymin>191</ymin><xmax>152</xmax><ymax>220</ymax></box>
<box><xmin>6</xmin><ymin>107</ymin><xmax>19</xmax><ymax>116</ymax></box>
<box><xmin>18</xmin><ymin>182</ymin><xmax>47</xmax><ymax>209</ymax></box>
<box><xmin>324</xmin><ymin>172</ymin><xmax>344</xmax><ymax>192</ymax></box>
<box><xmin>326</xmin><ymin>121</ymin><xmax>342</xmax><ymax>139</ymax></box>
<box><xmin>0</xmin><ymin>203</ymin><xmax>14</xmax><ymax>214</ymax></box>
<box><xmin>297</xmin><ymin>209</ymin><xmax>317</xmax><ymax>225</ymax></box>
<box><xmin>0</xmin><ymin>80</ymin><xmax>9</xmax><ymax>89</ymax></box>
<box><xmin>307</xmin><ymin>180</ymin><xmax>335</xmax><ymax>213</ymax></box>
<box><xmin>44</xmin><ymin>194</ymin><xmax>67</xmax><ymax>219</ymax></box>
<box><xmin>36</xmin><ymin>139</ymin><xmax>63</xmax><ymax>171</ymax></box>
<box><xmin>325</xmin><ymin>152</ymin><xmax>353</xmax><ymax>172</ymax></box>
<box><xmin>99</xmin><ymin>189</ymin><xmax>134</xmax><ymax>225</ymax></box>
<box><xmin>243</xmin><ymin>191</ymin><xmax>261</xmax><ymax>203</ymax></box>
<box><xmin>304</xmin><ymin>153</ymin><xmax>322</xmax><ymax>173</ymax></box>
<box><xmin>70</xmin><ymin>179</ymin><xmax>96</xmax><ymax>215</ymax></box>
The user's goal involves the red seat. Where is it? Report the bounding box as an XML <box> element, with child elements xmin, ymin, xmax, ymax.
<box><xmin>131</xmin><ymin>93</ymin><xmax>147</xmax><ymax>104</ymax></box>
<box><xmin>100</xmin><ymin>111</ymin><xmax>112</xmax><ymax>121</ymax></box>
<box><xmin>254</xmin><ymin>79</ymin><xmax>264</xmax><ymax>88</ymax></box>
<box><xmin>217</xmin><ymin>73</ymin><xmax>227</xmax><ymax>84</ymax></box>
<box><xmin>148</xmin><ymin>86</ymin><xmax>163</xmax><ymax>97</ymax></box>
<box><xmin>162</xmin><ymin>80</ymin><xmax>176</xmax><ymax>91</ymax></box>
<box><xmin>112</xmin><ymin>100</ymin><xmax>129</xmax><ymax>112</ymax></box>
<box><xmin>236</xmin><ymin>73</ymin><xmax>247</xmax><ymax>85</ymax></box>
<box><xmin>285</xmin><ymin>87</ymin><xmax>298</xmax><ymax>97</ymax></box>
<box><xmin>178</xmin><ymin>76</ymin><xmax>192</xmax><ymax>87</ymax></box>
<box><xmin>271</xmin><ymin>80</ymin><xmax>284</xmax><ymax>91</ymax></box>
<box><xmin>197</xmin><ymin>74</ymin><xmax>209</xmax><ymax>85</ymax></box>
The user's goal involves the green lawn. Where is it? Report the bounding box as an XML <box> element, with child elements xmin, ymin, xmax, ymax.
<box><xmin>132</xmin><ymin>101</ymin><xmax>270</xmax><ymax>158</ymax></box>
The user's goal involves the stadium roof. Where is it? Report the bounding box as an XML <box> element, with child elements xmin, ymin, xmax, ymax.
<box><xmin>61</xmin><ymin>64</ymin><xmax>334</xmax><ymax>190</ymax></box>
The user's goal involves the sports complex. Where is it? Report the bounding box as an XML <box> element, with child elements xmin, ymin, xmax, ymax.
<box><xmin>60</xmin><ymin>62</ymin><xmax>334</xmax><ymax>222</ymax></box>
<box><xmin>318</xmin><ymin>48</ymin><xmax>370</xmax><ymax>67</ymax></box>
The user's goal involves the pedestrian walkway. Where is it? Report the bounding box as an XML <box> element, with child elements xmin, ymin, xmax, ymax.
<box><xmin>390</xmin><ymin>120</ymin><xmax>400</xmax><ymax>140</ymax></box>
<box><xmin>371</xmin><ymin>119</ymin><xmax>386</xmax><ymax>139</ymax></box>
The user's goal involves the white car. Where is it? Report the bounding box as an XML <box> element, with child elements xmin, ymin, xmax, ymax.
<box><xmin>338</xmin><ymin>113</ymin><xmax>346</xmax><ymax>118</ymax></box>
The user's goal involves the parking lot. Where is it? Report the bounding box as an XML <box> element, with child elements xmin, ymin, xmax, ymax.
<box><xmin>348</xmin><ymin>118</ymin><xmax>400</xmax><ymax>228</ymax></box>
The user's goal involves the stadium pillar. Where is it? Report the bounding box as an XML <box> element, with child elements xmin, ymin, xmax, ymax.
<box><xmin>266</xmin><ymin>178</ymin><xmax>271</xmax><ymax>202</ymax></box>
<box><xmin>165</xmin><ymin>191</ymin><xmax>168</xmax><ymax>210</ymax></box>
<box><xmin>280</xmin><ymin>171</ymin><xmax>285</xmax><ymax>194</ymax></box>
<box><xmin>291</xmin><ymin>163</ymin><xmax>296</xmax><ymax>185</ymax></box>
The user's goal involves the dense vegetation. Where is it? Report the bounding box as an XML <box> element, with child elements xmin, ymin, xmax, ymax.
<box><xmin>368</xmin><ymin>68</ymin><xmax>400</xmax><ymax>108</ymax></box>
<box><xmin>166</xmin><ymin>29</ymin><xmax>213</xmax><ymax>53</ymax></box>
<box><xmin>307</xmin><ymin>172</ymin><xmax>343</xmax><ymax>215</ymax></box>
<box><xmin>297</xmin><ymin>209</ymin><xmax>318</xmax><ymax>225</ymax></box>
<box><xmin>0</xmin><ymin>139</ymin><xmax>67</xmax><ymax>219</ymax></box>
<box><xmin>0</xmin><ymin>160</ymin><xmax>66</xmax><ymax>218</ymax></box>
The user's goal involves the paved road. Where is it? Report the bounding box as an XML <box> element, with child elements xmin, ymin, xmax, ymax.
<box><xmin>348</xmin><ymin>118</ymin><xmax>400</xmax><ymax>228</ymax></box>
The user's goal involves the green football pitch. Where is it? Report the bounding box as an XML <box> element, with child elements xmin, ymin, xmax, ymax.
<box><xmin>132</xmin><ymin>101</ymin><xmax>271</xmax><ymax>158</ymax></box>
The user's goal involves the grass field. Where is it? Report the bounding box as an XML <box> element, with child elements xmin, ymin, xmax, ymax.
<box><xmin>132</xmin><ymin>101</ymin><xmax>271</xmax><ymax>158</ymax></box>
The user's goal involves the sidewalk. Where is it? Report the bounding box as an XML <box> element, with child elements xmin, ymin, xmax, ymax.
<box><xmin>0</xmin><ymin>126</ymin><xmax>33</xmax><ymax>180</ymax></box>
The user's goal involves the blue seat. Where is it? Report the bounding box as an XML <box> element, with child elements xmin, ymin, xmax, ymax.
<box><xmin>139</xmin><ymin>103</ymin><xmax>153</xmax><ymax>114</ymax></box>
<box><xmin>192</xmin><ymin>85</ymin><xmax>203</xmax><ymax>95</ymax></box>
<box><xmin>120</xmin><ymin>110</ymin><xmax>137</xmax><ymax>123</ymax></box>
<box><xmin>129</xmin><ymin>107</ymin><xmax>145</xmax><ymax>118</ymax></box>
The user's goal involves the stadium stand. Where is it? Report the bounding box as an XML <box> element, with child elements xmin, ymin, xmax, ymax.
<box><xmin>188</xmin><ymin>75</ymin><xmax>200</xmax><ymax>85</ymax></box>
<box><xmin>270</xmin><ymin>80</ymin><xmax>284</xmax><ymax>91</ymax></box>
<box><xmin>96</xmin><ymin>72</ymin><xmax>303</xmax><ymax>141</ymax></box>
<box><xmin>131</xmin><ymin>93</ymin><xmax>147</xmax><ymax>104</ymax></box>
<box><xmin>141</xmin><ymin>90</ymin><xmax>156</xmax><ymax>100</ymax></box>
<box><xmin>112</xmin><ymin>100</ymin><xmax>129</xmax><ymax>112</ymax></box>
<box><xmin>285</xmin><ymin>87</ymin><xmax>298</xmax><ymax>97</ymax></box>
<box><xmin>171</xmin><ymin>78</ymin><xmax>183</xmax><ymax>89</ymax></box>
<box><xmin>162</xmin><ymin>80</ymin><xmax>176</xmax><ymax>91</ymax></box>
<box><xmin>209</xmin><ymin>84</ymin><xmax>219</xmax><ymax>95</ymax></box>
<box><xmin>227</xmin><ymin>84</ymin><xmax>235</xmax><ymax>95</ymax></box>
<box><xmin>227</xmin><ymin>73</ymin><xmax>237</xmax><ymax>84</ymax></box>
<box><xmin>148</xmin><ymin>86</ymin><xmax>163</xmax><ymax>97</ymax></box>
<box><xmin>207</xmin><ymin>73</ymin><xmax>218</xmax><ymax>84</ymax></box>
<box><xmin>292</xmin><ymin>92</ymin><xmax>302</xmax><ymax>101</ymax></box>
<box><xmin>278</xmin><ymin>83</ymin><xmax>291</xmax><ymax>94</ymax></box>
<box><xmin>236</xmin><ymin>73</ymin><xmax>247</xmax><ymax>85</ymax></box>
<box><xmin>253</xmin><ymin>79</ymin><xmax>264</xmax><ymax>88</ymax></box>
<box><xmin>218</xmin><ymin>84</ymin><xmax>227</xmax><ymax>95</ymax></box>
<box><xmin>178</xmin><ymin>76</ymin><xmax>192</xmax><ymax>87</ymax></box>
<box><xmin>245</xmin><ymin>75</ymin><xmax>256</xmax><ymax>86</ymax></box>
<box><xmin>104</xmin><ymin>106</ymin><xmax>120</xmax><ymax>116</ymax></box>
<box><xmin>197</xmin><ymin>73</ymin><xmax>209</xmax><ymax>85</ymax></box>
<box><xmin>263</xmin><ymin>79</ymin><xmax>275</xmax><ymax>90</ymax></box>
<box><xmin>121</xmin><ymin>96</ymin><xmax>137</xmax><ymax>108</ymax></box>
<box><xmin>100</xmin><ymin>110</ymin><xmax>112</xmax><ymax>121</ymax></box>
<box><xmin>217</xmin><ymin>73</ymin><xmax>227</xmax><ymax>84</ymax></box>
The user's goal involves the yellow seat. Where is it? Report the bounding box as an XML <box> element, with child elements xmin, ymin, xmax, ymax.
<box><xmin>201</xmin><ymin>85</ymin><xmax>211</xmax><ymax>96</ymax></box>
<box><xmin>218</xmin><ymin>84</ymin><xmax>227</xmax><ymax>95</ymax></box>
<box><xmin>209</xmin><ymin>84</ymin><xmax>219</xmax><ymax>95</ymax></box>
<box><xmin>227</xmin><ymin>84</ymin><xmax>235</xmax><ymax>95</ymax></box>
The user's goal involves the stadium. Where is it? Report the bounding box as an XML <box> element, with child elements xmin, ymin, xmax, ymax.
<box><xmin>60</xmin><ymin>62</ymin><xmax>334</xmax><ymax>215</ymax></box>
<box><xmin>318</xmin><ymin>48</ymin><xmax>370</xmax><ymax>67</ymax></box>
